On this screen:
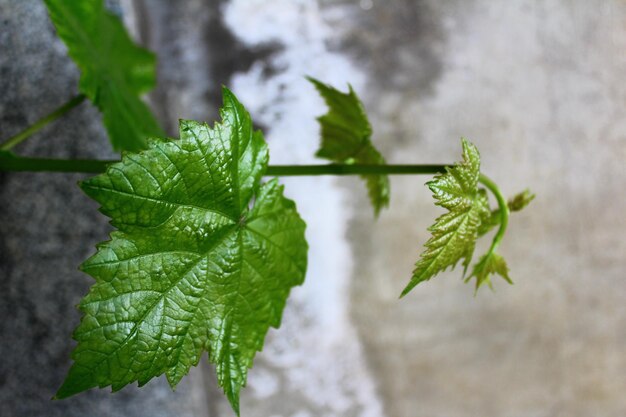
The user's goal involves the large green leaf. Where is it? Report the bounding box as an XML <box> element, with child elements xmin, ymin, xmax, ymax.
<box><xmin>401</xmin><ymin>139</ymin><xmax>490</xmax><ymax>297</ymax></box>
<box><xmin>44</xmin><ymin>0</ymin><xmax>164</xmax><ymax>150</ymax></box>
<box><xmin>56</xmin><ymin>88</ymin><xmax>308</xmax><ymax>416</ymax></box>
<box><xmin>308</xmin><ymin>77</ymin><xmax>390</xmax><ymax>216</ymax></box>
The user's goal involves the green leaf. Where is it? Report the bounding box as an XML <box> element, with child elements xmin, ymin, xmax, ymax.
<box><xmin>401</xmin><ymin>139</ymin><xmax>490</xmax><ymax>297</ymax></box>
<box><xmin>44</xmin><ymin>0</ymin><xmax>164</xmax><ymax>151</ymax></box>
<box><xmin>307</xmin><ymin>77</ymin><xmax>390</xmax><ymax>216</ymax></box>
<box><xmin>465</xmin><ymin>252</ymin><xmax>512</xmax><ymax>292</ymax></box>
<box><xmin>56</xmin><ymin>88</ymin><xmax>308</xmax><ymax>416</ymax></box>
<box><xmin>507</xmin><ymin>188</ymin><xmax>535</xmax><ymax>212</ymax></box>
<box><xmin>478</xmin><ymin>188</ymin><xmax>535</xmax><ymax>237</ymax></box>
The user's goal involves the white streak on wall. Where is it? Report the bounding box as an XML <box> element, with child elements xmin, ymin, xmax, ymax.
<box><xmin>224</xmin><ymin>1</ymin><xmax>384</xmax><ymax>416</ymax></box>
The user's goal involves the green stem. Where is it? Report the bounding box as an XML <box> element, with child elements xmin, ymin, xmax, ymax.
<box><xmin>0</xmin><ymin>155</ymin><xmax>509</xmax><ymax>248</ymax></box>
<box><xmin>0</xmin><ymin>156</ymin><xmax>110</xmax><ymax>173</ymax></box>
<box><xmin>0</xmin><ymin>95</ymin><xmax>86</xmax><ymax>151</ymax></box>
<box><xmin>0</xmin><ymin>157</ymin><xmax>448</xmax><ymax>175</ymax></box>
<box><xmin>478</xmin><ymin>173</ymin><xmax>509</xmax><ymax>253</ymax></box>
<box><xmin>266</xmin><ymin>164</ymin><xmax>446</xmax><ymax>176</ymax></box>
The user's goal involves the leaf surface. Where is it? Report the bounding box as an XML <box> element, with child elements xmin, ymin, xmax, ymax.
<box><xmin>465</xmin><ymin>252</ymin><xmax>512</xmax><ymax>292</ymax></box>
<box><xmin>44</xmin><ymin>0</ymin><xmax>164</xmax><ymax>150</ymax></box>
<box><xmin>401</xmin><ymin>139</ymin><xmax>490</xmax><ymax>297</ymax></box>
<box><xmin>308</xmin><ymin>77</ymin><xmax>390</xmax><ymax>215</ymax></box>
<box><xmin>57</xmin><ymin>88</ymin><xmax>307</xmax><ymax>416</ymax></box>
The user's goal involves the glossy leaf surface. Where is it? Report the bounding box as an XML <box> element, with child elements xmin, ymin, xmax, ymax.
<box><xmin>401</xmin><ymin>139</ymin><xmax>490</xmax><ymax>296</ymax></box>
<box><xmin>57</xmin><ymin>89</ymin><xmax>307</xmax><ymax>416</ymax></box>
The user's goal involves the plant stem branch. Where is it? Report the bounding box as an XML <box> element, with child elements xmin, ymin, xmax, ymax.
<box><xmin>478</xmin><ymin>173</ymin><xmax>509</xmax><ymax>253</ymax></box>
<box><xmin>0</xmin><ymin>156</ymin><xmax>110</xmax><ymax>173</ymax></box>
<box><xmin>265</xmin><ymin>164</ymin><xmax>447</xmax><ymax>176</ymax></box>
<box><xmin>0</xmin><ymin>156</ymin><xmax>449</xmax><ymax>175</ymax></box>
<box><xmin>0</xmin><ymin>155</ymin><xmax>509</xmax><ymax>248</ymax></box>
<box><xmin>0</xmin><ymin>95</ymin><xmax>86</xmax><ymax>151</ymax></box>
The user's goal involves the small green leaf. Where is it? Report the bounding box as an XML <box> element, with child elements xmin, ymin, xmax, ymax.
<box><xmin>307</xmin><ymin>77</ymin><xmax>390</xmax><ymax>216</ymax></box>
<box><xmin>465</xmin><ymin>252</ymin><xmax>512</xmax><ymax>292</ymax></box>
<box><xmin>478</xmin><ymin>189</ymin><xmax>535</xmax><ymax>237</ymax></box>
<box><xmin>44</xmin><ymin>0</ymin><xmax>164</xmax><ymax>151</ymax></box>
<box><xmin>401</xmin><ymin>139</ymin><xmax>490</xmax><ymax>297</ymax></box>
<box><xmin>56</xmin><ymin>88</ymin><xmax>307</xmax><ymax>416</ymax></box>
<box><xmin>507</xmin><ymin>189</ymin><xmax>535</xmax><ymax>212</ymax></box>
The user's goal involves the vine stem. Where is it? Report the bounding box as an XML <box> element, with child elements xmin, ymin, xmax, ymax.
<box><xmin>266</xmin><ymin>164</ymin><xmax>447</xmax><ymax>176</ymax></box>
<box><xmin>0</xmin><ymin>157</ymin><xmax>448</xmax><ymax>175</ymax></box>
<box><xmin>0</xmin><ymin>95</ymin><xmax>86</xmax><ymax>151</ymax></box>
<box><xmin>478</xmin><ymin>173</ymin><xmax>509</xmax><ymax>253</ymax></box>
<box><xmin>0</xmin><ymin>155</ymin><xmax>509</xmax><ymax>237</ymax></box>
<box><xmin>0</xmin><ymin>154</ymin><xmax>509</xmax><ymax>251</ymax></box>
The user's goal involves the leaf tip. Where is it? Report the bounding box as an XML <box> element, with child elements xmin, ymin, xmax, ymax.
<box><xmin>221</xmin><ymin>85</ymin><xmax>242</xmax><ymax>108</ymax></box>
<box><xmin>178</xmin><ymin>118</ymin><xmax>196</xmax><ymax>131</ymax></box>
<box><xmin>399</xmin><ymin>280</ymin><xmax>417</xmax><ymax>298</ymax></box>
<box><xmin>54</xmin><ymin>381</ymin><xmax>74</xmax><ymax>401</ymax></box>
<box><xmin>221</xmin><ymin>84</ymin><xmax>234</xmax><ymax>97</ymax></box>
<box><xmin>459</xmin><ymin>136</ymin><xmax>473</xmax><ymax>147</ymax></box>
<box><xmin>305</xmin><ymin>75</ymin><xmax>322</xmax><ymax>86</ymax></box>
<box><xmin>460</xmin><ymin>137</ymin><xmax>479</xmax><ymax>157</ymax></box>
<box><xmin>224</xmin><ymin>384</ymin><xmax>241</xmax><ymax>417</ymax></box>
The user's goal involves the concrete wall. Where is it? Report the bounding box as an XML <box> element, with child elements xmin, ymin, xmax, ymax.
<box><xmin>1</xmin><ymin>1</ymin><xmax>624</xmax><ymax>416</ymax></box>
<box><xmin>341</xmin><ymin>2</ymin><xmax>626</xmax><ymax>417</ymax></box>
<box><xmin>0</xmin><ymin>1</ymin><xmax>210</xmax><ymax>416</ymax></box>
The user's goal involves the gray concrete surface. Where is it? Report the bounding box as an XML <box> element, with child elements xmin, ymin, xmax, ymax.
<box><xmin>339</xmin><ymin>2</ymin><xmax>626</xmax><ymax>417</ymax></box>
<box><xmin>1</xmin><ymin>1</ymin><xmax>625</xmax><ymax>417</ymax></box>
<box><xmin>0</xmin><ymin>1</ymin><xmax>209</xmax><ymax>416</ymax></box>
<box><xmin>226</xmin><ymin>1</ymin><xmax>626</xmax><ymax>416</ymax></box>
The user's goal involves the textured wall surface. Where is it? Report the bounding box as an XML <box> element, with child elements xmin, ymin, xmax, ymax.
<box><xmin>0</xmin><ymin>1</ymin><xmax>209</xmax><ymax>416</ymax></box>
<box><xmin>341</xmin><ymin>2</ymin><xmax>626</xmax><ymax>417</ymax></box>
<box><xmin>1</xmin><ymin>1</ymin><xmax>625</xmax><ymax>417</ymax></box>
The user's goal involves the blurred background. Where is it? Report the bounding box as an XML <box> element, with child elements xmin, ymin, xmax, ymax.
<box><xmin>1</xmin><ymin>0</ymin><xmax>625</xmax><ymax>416</ymax></box>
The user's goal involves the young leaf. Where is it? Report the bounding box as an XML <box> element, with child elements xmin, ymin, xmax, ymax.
<box><xmin>44</xmin><ymin>0</ymin><xmax>164</xmax><ymax>151</ymax></box>
<box><xmin>465</xmin><ymin>252</ymin><xmax>512</xmax><ymax>292</ymax></box>
<box><xmin>308</xmin><ymin>77</ymin><xmax>390</xmax><ymax>216</ymax></box>
<box><xmin>401</xmin><ymin>139</ymin><xmax>490</xmax><ymax>297</ymax></box>
<box><xmin>478</xmin><ymin>189</ymin><xmax>535</xmax><ymax>237</ymax></box>
<box><xmin>56</xmin><ymin>88</ymin><xmax>308</xmax><ymax>416</ymax></box>
<box><xmin>507</xmin><ymin>189</ymin><xmax>535</xmax><ymax>212</ymax></box>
